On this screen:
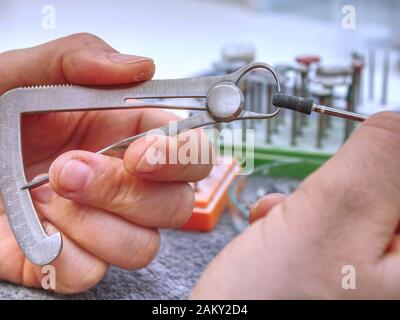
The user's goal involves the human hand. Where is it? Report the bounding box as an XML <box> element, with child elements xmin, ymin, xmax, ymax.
<box><xmin>192</xmin><ymin>112</ymin><xmax>400</xmax><ymax>299</ymax></box>
<box><xmin>0</xmin><ymin>33</ymin><xmax>211</xmax><ymax>293</ymax></box>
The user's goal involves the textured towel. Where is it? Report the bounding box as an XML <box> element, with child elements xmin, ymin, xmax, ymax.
<box><xmin>0</xmin><ymin>212</ymin><xmax>238</xmax><ymax>300</ymax></box>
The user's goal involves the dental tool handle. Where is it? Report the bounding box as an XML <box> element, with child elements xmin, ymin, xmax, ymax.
<box><xmin>311</xmin><ymin>104</ymin><xmax>369</xmax><ymax>122</ymax></box>
<box><xmin>272</xmin><ymin>93</ymin><xmax>369</xmax><ymax>122</ymax></box>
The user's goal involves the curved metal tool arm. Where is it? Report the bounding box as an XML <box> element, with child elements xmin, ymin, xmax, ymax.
<box><xmin>0</xmin><ymin>104</ymin><xmax>63</xmax><ymax>265</ymax></box>
<box><xmin>99</xmin><ymin>113</ymin><xmax>216</xmax><ymax>154</ymax></box>
<box><xmin>0</xmin><ymin>62</ymin><xmax>275</xmax><ymax>113</ymax></box>
<box><xmin>0</xmin><ymin>67</ymin><xmax>243</xmax><ymax>266</ymax></box>
<box><xmin>0</xmin><ymin>61</ymin><xmax>281</xmax><ymax>266</ymax></box>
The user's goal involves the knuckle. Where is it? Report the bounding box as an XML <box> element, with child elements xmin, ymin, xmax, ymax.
<box><xmin>78</xmin><ymin>262</ymin><xmax>108</xmax><ymax>292</ymax></box>
<box><xmin>59</xmin><ymin>262</ymin><xmax>109</xmax><ymax>294</ymax></box>
<box><xmin>364</xmin><ymin>111</ymin><xmax>400</xmax><ymax>140</ymax></box>
<box><xmin>169</xmin><ymin>183</ymin><xmax>194</xmax><ymax>227</ymax></box>
<box><xmin>105</xmin><ymin>167</ymin><xmax>138</xmax><ymax>212</ymax></box>
<box><xmin>361</xmin><ymin>111</ymin><xmax>400</xmax><ymax>153</ymax></box>
<box><xmin>75</xmin><ymin>203</ymin><xmax>90</xmax><ymax>227</ymax></box>
<box><xmin>125</xmin><ymin>231</ymin><xmax>160</xmax><ymax>270</ymax></box>
<box><xmin>68</xmin><ymin>32</ymin><xmax>102</xmax><ymax>45</ymax></box>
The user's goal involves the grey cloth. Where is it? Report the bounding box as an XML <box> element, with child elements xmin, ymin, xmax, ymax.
<box><xmin>0</xmin><ymin>212</ymin><xmax>238</xmax><ymax>300</ymax></box>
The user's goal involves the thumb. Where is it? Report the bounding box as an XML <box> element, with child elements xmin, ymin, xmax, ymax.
<box><xmin>0</xmin><ymin>33</ymin><xmax>155</xmax><ymax>94</ymax></box>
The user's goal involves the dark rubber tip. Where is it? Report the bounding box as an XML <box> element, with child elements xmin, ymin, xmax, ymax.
<box><xmin>272</xmin><ymin>93</ymin><xmax>314</xmax><ymax>115</ymax></box>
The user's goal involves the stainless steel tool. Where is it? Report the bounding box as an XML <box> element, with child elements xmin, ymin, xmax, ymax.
<box><xmin>309</xmin><ymin>87</ymin><xmax>332</xmax><ymax>149</ymax></box>
<box><xmin>272</xmin><ymin>93</ymin><xmax>369</xmax><ymax>123</ymax></box>
<box><xmin>0</xmin><ymin>62</ymin><xmax>280</xmax><ymax>266</ymax></box>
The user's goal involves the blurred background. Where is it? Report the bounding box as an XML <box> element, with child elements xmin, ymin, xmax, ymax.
<box><xmin>0</xmin><ymin>0</ymin><xmax>399</xmax><ymax>109</ymax></box>
<box><xmin>0</xmin><ymin>2</ymin><xmax>397</xmax><ymax>68</ymax></box>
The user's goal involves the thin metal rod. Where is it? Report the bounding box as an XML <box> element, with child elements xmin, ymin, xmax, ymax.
<box><xmin>311</xmin><ymin>104</ymin><xmax>369</xmax><ymax>122</ymax></box>
<box><xmin>21</xmin><ymin>175</ymin><xmax>49</xmax><ymax>190</ymax></box>
<box><xmin>21</xmin><ymin>62</ymin><xmax>283</xmax><ymax>191</ymax></box>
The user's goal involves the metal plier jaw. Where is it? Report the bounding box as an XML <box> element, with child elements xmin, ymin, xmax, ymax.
<box><xmin>0</xmin><ymin>62</ymin><xmax>280</xmax><ymax>265</ymax></box>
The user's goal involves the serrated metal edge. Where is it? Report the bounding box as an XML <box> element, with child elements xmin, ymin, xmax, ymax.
<box><xmin>20</xmin><ymin>84</ymin><xmax>74</xmax><ymax>89</ymax></box>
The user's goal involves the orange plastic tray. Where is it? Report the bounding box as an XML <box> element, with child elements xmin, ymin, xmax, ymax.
<box><xmin>180</xmin><ymin>159</ymin><xmax>240</xmax><ymax>232</ymax></box>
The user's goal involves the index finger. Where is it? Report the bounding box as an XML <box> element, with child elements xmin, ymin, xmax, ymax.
<box><xmin>123</xmin><ymin>110</ymin><xmax>214</xmax><ymax>182</ymax></box>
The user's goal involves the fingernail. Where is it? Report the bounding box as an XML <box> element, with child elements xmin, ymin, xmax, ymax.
<box><xmin>136</xmin><ymin>145</ymin><xmax>162</xmax><ymax>173</ymax></box>
<box><xmin>250</xmin><ymin>193</ymin><xmax>285</xmax><ymax>212</ymax></box>
<box><xmin>108</xmin><ymin>53</ymin><xmax>153</xmax><ymax>64</ymax></box>
<box><xmin>59</xmin><ymin>159</ymin><xmax>92</xmax><ymax>192</ymax></box>
<box><xmin>249</xmin><ymin>198</ymin><xmax>263</xmax><ymax>214</ymax></box>
<box><xmin>42</xmin><ymin>220</ymin><xmax>58</xmax><ymax>236</ymax></box>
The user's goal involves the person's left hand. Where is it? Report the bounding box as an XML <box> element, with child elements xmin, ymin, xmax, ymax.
<box><xmin>0</xmin><ymin>33</ymin><xmax>212</xmax><ymax>293</ymax></box>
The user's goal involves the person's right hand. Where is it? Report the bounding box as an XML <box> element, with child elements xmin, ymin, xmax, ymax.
<box><xmin>192</xmin><ymin>111</ymin><xmax>400</xmax><ymax>299</ymax></box>
<box><xmin>0</xmin><ymin>33</ymin><xmax>212</xmax><ymax>293</ymax></box>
